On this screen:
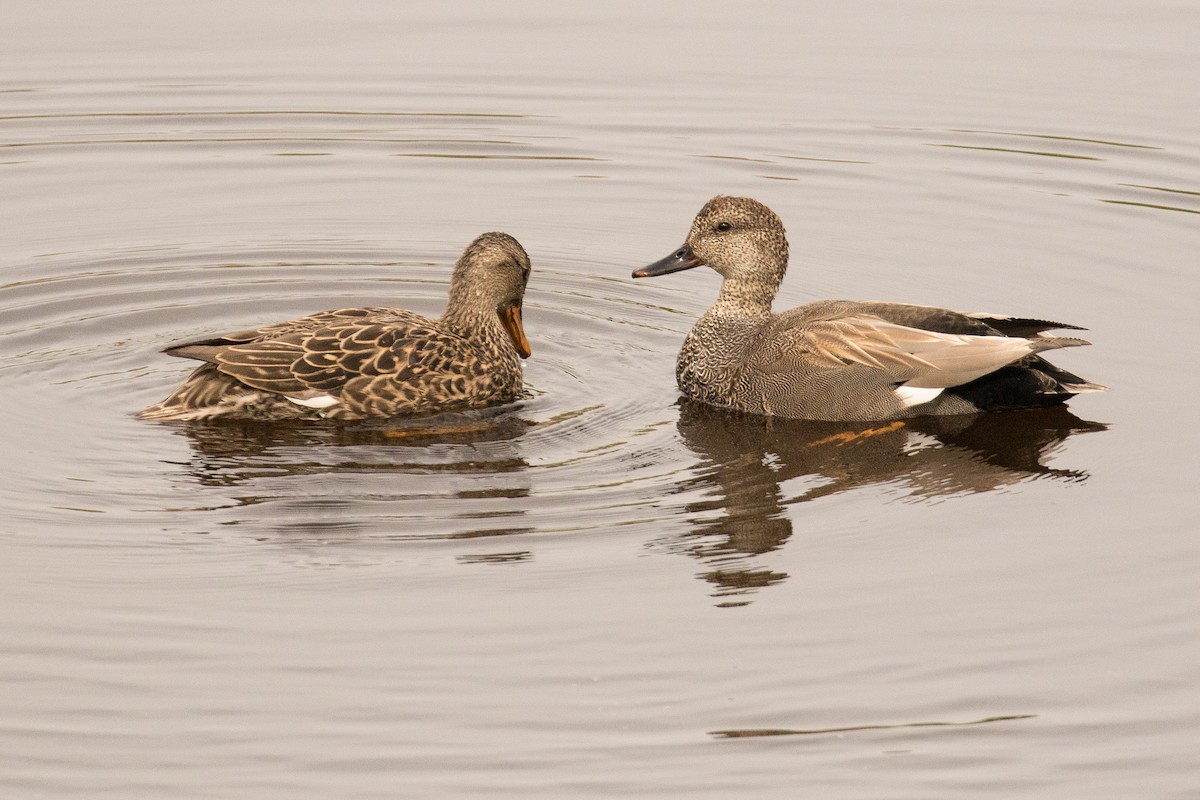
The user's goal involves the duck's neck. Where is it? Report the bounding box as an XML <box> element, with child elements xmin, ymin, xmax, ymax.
<box><xmin>711</xmin><ymin>271</ymin><xmax>780</xmax><ymax>319</ymax></box>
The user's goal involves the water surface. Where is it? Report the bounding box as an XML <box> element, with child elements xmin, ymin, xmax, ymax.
<box><xmin>3</xmin><ymin>2</ymin><xmax>1199</xmax><ymax>798</ymax></box>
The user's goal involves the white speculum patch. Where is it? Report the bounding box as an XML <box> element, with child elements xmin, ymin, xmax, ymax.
<box><xmin>286</xmin><ymin>393</ymin><xmax>339</xmax><ymax>409</ymax></box>
<box><xmin>893</xmin><ymin>385</ymin><xmax>944</xmax><ymax>408</ymax></box>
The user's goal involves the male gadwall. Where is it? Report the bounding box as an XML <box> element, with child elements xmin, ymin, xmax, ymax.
<box><xmin>139</xmin><ymin>232</ymin><xmax>532</xmax><ymax>421</ymax></box>
<box><xmin>633</xmin><ymin>196</ymin><xmax>1105</xmax><ymax>421</ymax></box>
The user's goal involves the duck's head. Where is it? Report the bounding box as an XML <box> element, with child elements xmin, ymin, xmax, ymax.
<box><xmin>450</xmin><ymin>231</ymin><xmax>533</xmax><ymax>358</ymax></box>
<box><xmin>632</xmin><ymin>195</ymin><xmax>789</xmax><ymax>285</ymax></box>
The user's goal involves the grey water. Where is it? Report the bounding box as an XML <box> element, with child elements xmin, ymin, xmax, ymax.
<box><xmin>3</xmin><ymin>2</ymin><xmax>1199</xmax><ymax>797</ymax></box>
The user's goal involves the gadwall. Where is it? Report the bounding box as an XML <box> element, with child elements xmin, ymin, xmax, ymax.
<box><xmin>633</xmin><ymin>196</ymin><xmax>1105</xmax><ymax>421</ymax></box>
<box><xmin>139</xmin><ymin>232</ymin><xmax>532</xmax><ymax>421</ymax></box>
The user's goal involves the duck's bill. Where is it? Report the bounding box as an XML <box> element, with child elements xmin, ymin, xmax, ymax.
<box><xmin>499</xmin><ymin>300</ymin><xmax>532</xmax><ymax>358</ymax></box>
<box><xmin>632</xmin><ymin>244</ymin><xmax>704</xmax><ymax>278</ymax></box>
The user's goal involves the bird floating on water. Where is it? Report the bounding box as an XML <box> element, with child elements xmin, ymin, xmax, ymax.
<box><xmin>139</xmin><ymin>232</ymin><xmax>532</xmax><ymax>421</ymax></box>
<box><xmin>632</xmin><ymin>195</ymin><xmax>1105</xmax><ymax>421</ymax></box>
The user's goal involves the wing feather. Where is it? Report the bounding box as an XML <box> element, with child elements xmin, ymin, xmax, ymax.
<box><xmin>759</xmin><ymin>314</ymin><xmax>1041</xmax><ymax>389</ymax></box>
<box><xmin>202</xmin><ymin>313</ymin><xmax>474</xmax><ymax>399</ymax></box>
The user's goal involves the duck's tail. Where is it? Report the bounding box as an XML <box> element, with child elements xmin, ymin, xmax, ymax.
<box><xmin>945</xmin><ymin>351</ymin><xmax>1106</xmax><ymax>412</ymax></box>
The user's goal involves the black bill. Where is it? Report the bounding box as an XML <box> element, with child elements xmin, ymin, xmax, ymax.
<box><xmin>632</xmin><ymin>244</ymin><xmax>704</xmax><ymax>278</ymax></box>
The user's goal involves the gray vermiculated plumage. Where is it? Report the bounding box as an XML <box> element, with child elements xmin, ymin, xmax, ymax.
<box><xmin>632</xmin><ymin>195</ymin><xmax>1106</xmax><ymax>422</ymax></box>
<box><xmin>138</xmin><ymin>232</ymin><xmax>533</xmax><ymax>421</ymax></box>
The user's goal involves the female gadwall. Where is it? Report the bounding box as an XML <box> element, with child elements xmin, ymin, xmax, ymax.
<box><xmin>632</xmin><ymin>196</ymin><xmax>1105</xmax><ymax>421</ymax></box>
<box><xmin>139</xmin><ymin>232</ymin><xmax>532</xmax><ymax>421</ymax></box>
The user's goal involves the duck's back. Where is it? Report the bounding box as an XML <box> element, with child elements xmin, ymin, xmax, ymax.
<box><xmin>139</xmin><ymin>306</ymin><xmax>523</xmax><ymax>421</ymax></box>
<box><xmin>677</xmin><ymin>299</ymin><xmax>1099</xmax><ymax>421</ymax></box>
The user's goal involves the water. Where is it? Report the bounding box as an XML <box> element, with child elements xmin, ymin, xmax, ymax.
<box><xmin>3</xmin><ymin>2</ymin><xmax>1199</xmax><ymax>797</ymax></box>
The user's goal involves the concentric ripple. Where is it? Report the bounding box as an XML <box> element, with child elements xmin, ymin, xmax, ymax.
<box><xmin>0</xmin><ymin>242</ymin><xmax>706</xmax><ymax>549</ymax></box>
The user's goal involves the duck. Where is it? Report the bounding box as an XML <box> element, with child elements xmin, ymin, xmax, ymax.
<box><xmin>139</xmin><ymin>231</ymin><xmax>532</xmax><ymax>421</ymax></box>
<box><xmin>632</xmin><ymin>195</ymin><xmax>1105</xmax><ymax>421</ymax></box>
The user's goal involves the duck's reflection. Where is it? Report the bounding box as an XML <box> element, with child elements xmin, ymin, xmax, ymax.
<box><xmin>174</xmin><ymin>407</ymin><xmax>532</xmax><ymax>481</ymax></box>
<box><xmin>165</xmin><ymin>406</ymin><xmax>534</xmax><ymax>540</ymax></box>
<box><xmin>670</xmin><ymin>399</ymin><xmax>1107</xmax><ymax>604</ymax></box>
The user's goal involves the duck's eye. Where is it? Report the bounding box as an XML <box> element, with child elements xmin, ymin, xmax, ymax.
<box><xmin>715</xmin><ymin>221</ymin><xmax>732</xmax><ymax>232</ymax></box>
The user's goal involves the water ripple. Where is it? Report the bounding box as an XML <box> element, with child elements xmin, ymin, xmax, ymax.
<box><xmin>0</xmin><ymin>243</ymin><xmax>696</xmax><ymax>549</ymax></box>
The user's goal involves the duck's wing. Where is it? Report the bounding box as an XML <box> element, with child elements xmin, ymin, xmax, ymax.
<box><xmin>961</xmin><ymin>312</ymin><xmax>1086</xmax><ymax>338</ymax></box>
<box><xmin>161</xmin><ymin>307</ymin><xmax>398</xmax><ymax>358</ymax></box>
<box><xmin>172</xmin><ymin>311</ymin><xmax>455</xmax><ymax>400</ymax></box>
<box><xmin>754</xmin><ymin>313</ymin><xmax>1090</xmax><ymax>390</ymax></box>
<box><xmin>800</xmin><ymin>300</ymin><xmax>1087</xmax><ymax>338</ymax></box>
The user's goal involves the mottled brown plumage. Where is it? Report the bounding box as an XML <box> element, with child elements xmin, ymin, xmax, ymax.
<box><xmin>139</xmin><ymin>232</ymin><xmax>532</xmax><ymax>421</ymax></box>
<box><xmin>633</xmin><ymin>196</ymin><xmax>1106</xmax><ymax>421</ymax></box>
